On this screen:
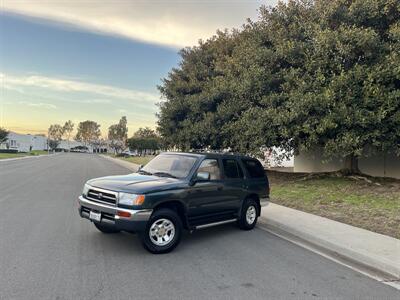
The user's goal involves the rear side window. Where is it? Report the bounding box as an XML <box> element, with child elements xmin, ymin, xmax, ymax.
<box><xmin>222</xmin><ymin>159</ymin><xmax>243</xmax><ymax>179</ymax></box>
<box><xmin>242</xmin><ymin>159</ymin><xmax>265</xmax><ymax>178</ymax></box>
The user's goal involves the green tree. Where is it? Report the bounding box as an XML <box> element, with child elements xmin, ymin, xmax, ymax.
<box><xmin>128</xmin><ymin>127</ymin><xmax>161</xmax><ymax>155</ymax></box>
<box><xmin>48</xmin><ymin>124</ymin><xmax>64</xmax><ymax>150</ymax></box>
<box><xmin>63</xmin><ymin>120</ymin><xmax>74</xmax><ymax>151</ymax></box>
<box><xmin>158</xmin><ymin>0</ymin><xmax>400</xmax><ymax>173</ymax></box>
<box><xmin>75</xmin><ymin>120</ymin><xmax>101</xmax><ymax>147</ymax></box>
<box><xmin>108</xmin><ymin>116</ymin><xmax>128</xmax><ymax>153</ymax></box>
<box><xmin>0</xmin><ymin>127</ymin><xmax>9</xmax><ymax>144</ymax></box>
<box><xmin>134</xmin><ymin>127</ymin><xmax>158</xmax><ymax>138</ymax></box>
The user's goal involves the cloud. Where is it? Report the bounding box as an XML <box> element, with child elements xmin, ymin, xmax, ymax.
<box><xmin>81</xmin><ymin>99</ymin><xmax>112</xmax><ymax>104</ymax></box>
<box><xmin>1</xmin><ymin>72</ymin><xmax>159</xmax><ymax>103</ymax></box>
<box><xmin>1</xmin><ymin>0</ymin><xmax>274</xmax><ymax>48</ymax></box>
<box><xmin>18</xmin><ymin>101</ymin><xmax>57</xmax><ymax>109</ymax></box>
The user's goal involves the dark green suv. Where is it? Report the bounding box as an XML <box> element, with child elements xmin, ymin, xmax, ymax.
<box><xmin>78</xmin><ymin>152</ymin><xmax>270</xmax><ymax>253</ymax></box>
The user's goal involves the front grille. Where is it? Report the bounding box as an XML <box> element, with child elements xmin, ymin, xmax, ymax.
<box><xmin>86</xmin><ymin>187</ymin><xmax>117</xmax><ymax>206</ymax></box>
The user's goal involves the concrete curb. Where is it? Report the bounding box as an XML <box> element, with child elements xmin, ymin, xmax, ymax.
<box><xmin>259</xmin><ymin>204</ymin><xmax>400</xmax><ymax>280</ymax></box>
<box><xmin>99</xmin><ymin>155</ymin><xmax>140</xmax><ymax>172</ymax></box>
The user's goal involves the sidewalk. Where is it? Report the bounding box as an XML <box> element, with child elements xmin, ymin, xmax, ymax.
<box><xmin>259</xmin><ymin>203</ymin><xmax>400</xmax><ymax>280</ymax></box>
<box><xmin>100</xmin><ymin>154</ymin><xmax>140</xmax><ymax>172</ymax></box>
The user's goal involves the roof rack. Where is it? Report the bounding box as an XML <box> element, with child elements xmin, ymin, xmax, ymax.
<box><xmin>189</xmin><ymin>149</ymin><xmax>238</xmax><ymax>155</ymax></box>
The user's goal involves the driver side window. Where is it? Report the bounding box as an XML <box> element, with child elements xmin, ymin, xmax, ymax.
<box><xmin>197</xmin><ymin>159</ymin><xmax>221</xmax><ymax>180</ymax></box>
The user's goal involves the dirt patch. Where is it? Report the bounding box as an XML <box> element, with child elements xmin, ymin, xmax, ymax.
<box><xmin>267</xmin><ymin>170</ymin><xmax>400</xmax><ymax>239</ymax></box>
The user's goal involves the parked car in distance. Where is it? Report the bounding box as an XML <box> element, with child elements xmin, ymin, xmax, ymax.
<box><xmin>120</xmin><ymin>149</ymin><xmax>138</xmax><ymax>157</ymax></box>
<box><xmin>78</xmin><ymin>152</ymin><xmax>270</xmax><ymax>253</ymax></box>
<box><xmin>70</xmin><ymin>146</ymin><xmax>90</xmax><ymax>153</ymax></box>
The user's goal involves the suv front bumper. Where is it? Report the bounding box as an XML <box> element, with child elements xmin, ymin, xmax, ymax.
<box><xmin>78</xmin><ymin>195</ymin><xmax>152</xmax><ymax>232</ymax></box>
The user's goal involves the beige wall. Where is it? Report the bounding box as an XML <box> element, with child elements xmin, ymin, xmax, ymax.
<box><xmin>359</xmin><ymin>152</ymin><xmax>400</xmax><ymax>179</ymax></box>
<box><xmin>294</xmin><ymin>150</ymin><xmax>400</xmax><ymax>179</ymax></box>
<box><xmin>294</xmin><ymin>151</ymin><xmax>344</xmax><ymax>173</ymax></box>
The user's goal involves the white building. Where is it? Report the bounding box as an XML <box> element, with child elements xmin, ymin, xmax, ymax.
<box><xmin>0</xmin><ymin>132</ymin><xmax>48</xmax><ymax>152</ymax></box>
<box><xmin>260</xmin><ymin>147</ymin><xmax>294</xmax><ymax>168</ymax></box>
<box><xmin>58</xmin><ymin>140</ymin><xmax>91</xmax><ymax>152</ymax></box>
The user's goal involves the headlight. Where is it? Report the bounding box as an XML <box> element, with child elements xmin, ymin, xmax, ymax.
<box><xmin>82</xmin><ymin>184</ymin><xmax>90</xmax><ymax>196</ymax></box>
<box><xmin>118</xmin><ymin>193</ymin><xmax>145</xmax><ymax>206</ymax></box>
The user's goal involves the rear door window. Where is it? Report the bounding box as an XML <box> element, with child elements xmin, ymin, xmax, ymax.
<box><xmin>241</xmin><ymin>159</ymin><xmax>265</xmax><ymax>178</ymax></box>
<box><xmin>222</xmin><ymin>159</ymin><xmax>243</xmax><ymax>179</ymax></box>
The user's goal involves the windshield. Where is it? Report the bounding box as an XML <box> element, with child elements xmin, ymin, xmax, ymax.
<box><xmin>140</xmin><ymin>154</ymin><xmax>197</xmax><ymax>179</ymax></box>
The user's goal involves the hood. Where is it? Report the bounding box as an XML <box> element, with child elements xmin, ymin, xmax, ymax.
<box><xmin>87</xmin><ymin>173</ymin><xmax>186</xmax><ymax>194</ymax></box>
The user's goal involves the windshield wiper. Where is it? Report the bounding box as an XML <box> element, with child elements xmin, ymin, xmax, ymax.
<box><xmin>138</xmin><ymin>170</ymin><xmax>153</xmax><ymax>176</ymax></box>
<box><xmin>153</xmin><ymin>172</ymin><xmax>177</xmax><ymax>179</ymax></box>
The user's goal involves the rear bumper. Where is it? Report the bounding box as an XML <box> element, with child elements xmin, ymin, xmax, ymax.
<box><xmin>260</xmin><ymin>196</ymin><xmax>270</xmax><ymax>207</ymax></box>
<box><xmin>78</xmin><ymin>195</ymin><xmax>152</xmax><ymax>232</ymax></box>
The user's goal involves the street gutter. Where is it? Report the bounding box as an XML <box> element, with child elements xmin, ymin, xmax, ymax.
<box><xmin>259</xmin><ymin>204</ymin><xmax>400</xmax><ymax>284</ymax></box>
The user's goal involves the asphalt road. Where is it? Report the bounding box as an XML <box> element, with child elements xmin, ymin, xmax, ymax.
<box><xmin>0</xmin><ymin>154</ymin><xmax>398</xmax><ymax>300</ymax></box>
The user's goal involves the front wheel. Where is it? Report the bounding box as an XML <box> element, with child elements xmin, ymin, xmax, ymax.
<box><xmin>140</xmin><ymin>208</ymin><xmax>182</xmax><ymax>254</ymax></box>
<box><xmin>238</xmin><ymin>199</ymin><xmax>258</xmax><ymax>230</ymax></box>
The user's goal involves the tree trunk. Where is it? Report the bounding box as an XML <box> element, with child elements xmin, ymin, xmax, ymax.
<box><xmin>343</xmin><ymin>154</ymin><xmax>360</xmax><ymax>174</ymax></box>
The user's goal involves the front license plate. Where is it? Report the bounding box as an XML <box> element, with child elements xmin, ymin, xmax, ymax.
<box><xmin>89</xmin><ymin>211</ymin><xmax>101</xmax><ymax>222</ymax></box>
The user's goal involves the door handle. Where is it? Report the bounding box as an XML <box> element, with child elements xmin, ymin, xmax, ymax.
<box><xmin>217</xmin><ymin>186</ymin><xmax>223</xmax><ymax>191</ymax></box>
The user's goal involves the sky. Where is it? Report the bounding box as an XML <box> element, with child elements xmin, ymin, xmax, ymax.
<box><xmin>0</xmin><ymin>0</ymin><xmax>276</xmax><ymax>137</ymax></box>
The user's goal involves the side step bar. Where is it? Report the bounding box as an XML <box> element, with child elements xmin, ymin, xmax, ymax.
<box><xmin>194</xmin><ymin>219</ymin><xmax>237</xmax><ymax>230</ymax></box>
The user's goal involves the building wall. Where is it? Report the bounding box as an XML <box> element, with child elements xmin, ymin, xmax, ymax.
<box><xmin>3</xmin><ymin>132</ymin><xmax>32</xmax><ymax>152</ymax></box>
<box><xmin>359</xmin><ymin>152</ymin><xmax>400</xmax><ymax>179</ymax></box>
<box><xmin>31</xmin><ymin>135</ymin><xmax>48</xmax><ymax>150</ymax></box>
<box><xmin>294</xmin><ymin>151</ymin><xmax>344</xmax><ymax>173</ymax></box>
<box><xmin>294</xmin><ymin>149</ymin><xmax>400</xmax><ymax>179</ymax></box>
<box><xmin>0</xmin><ymin>132</ymin><xmax>48</xmax><ymax>152</ymax></box>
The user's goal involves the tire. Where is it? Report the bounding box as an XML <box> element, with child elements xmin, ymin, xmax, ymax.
<box><xmin>94</xmin><ymin>222</ymin><xmax>121</xmax><ymax>234</ymax></box>
<box><xmin>140</xmin><ymin>208</ymin><xmax>182</xmax><ymax>254</ymax></box>
<box><xmin>238</xmin><ymin>199</ymin><xmax>258</xmax><ymax>230</ymax></box>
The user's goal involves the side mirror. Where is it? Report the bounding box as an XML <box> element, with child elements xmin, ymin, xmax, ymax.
<box><xmin>196</xmin><ymin>171</ymin><xmax>210</xmax><ymax>181</ymax></box>
<box><xmin>138</xmin><ymin>164</ymin><xmax>143</xmax><ymax>171</ymax></box>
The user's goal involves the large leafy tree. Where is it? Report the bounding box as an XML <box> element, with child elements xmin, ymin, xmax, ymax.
<box><xmin>75</xmin><ymin>120</ymin><xmax>101</xmax><ymax>147</ymax></box>
<box><xmin>158</xmin><ymin>0</ymin><xmax>400</xmax><ymax>173</ymax></box>
<box><xmin>108</xmin><ymin>116</ymin><xmax>128</xmax><ymax>153</ymax></box>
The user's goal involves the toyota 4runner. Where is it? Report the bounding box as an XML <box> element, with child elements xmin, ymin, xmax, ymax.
<box><xmin>78</xmin><ymin>152</ymin><xmax>270</xmax><ymax>253</ymax></box>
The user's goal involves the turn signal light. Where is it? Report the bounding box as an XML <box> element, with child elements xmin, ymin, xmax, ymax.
<box><xmin>117</xmin><ymin>211</ymin><xmax>131</xmax><ymax>218</ymax></box>
<box><xmin>135</xmin><ymin>195</ymin><xmax>146</xmax><ymax>205</ymax></box>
